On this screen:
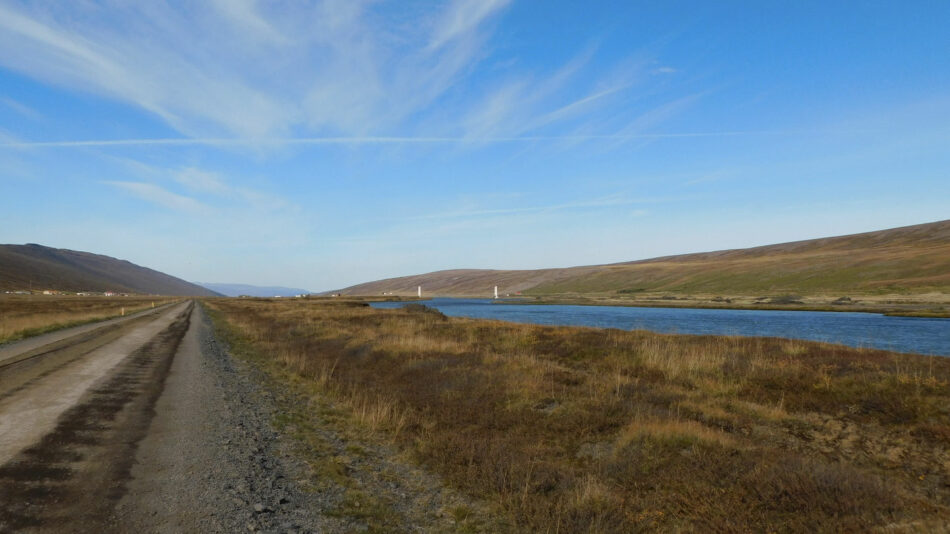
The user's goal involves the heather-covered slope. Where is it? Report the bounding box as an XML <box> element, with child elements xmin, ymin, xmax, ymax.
<box><xmin>337</xmin><ymin>219</ymin><xmax>950</xmax><ymax>297</ymax></box>
<box><xmin>0</xmin><ymin>244</ymin><xmax>219</xmax><ymax>296</ymax></box>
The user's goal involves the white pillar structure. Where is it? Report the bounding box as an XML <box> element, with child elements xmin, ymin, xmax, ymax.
<box><xmin>494</xmin><ymin>286</ymin><xmax>498</xmax><ymax>299</ymax></box>
<box><xmin>417</xmin><ymin>285</ymin><xmax>421</xmax><ymax>298</ymax></box>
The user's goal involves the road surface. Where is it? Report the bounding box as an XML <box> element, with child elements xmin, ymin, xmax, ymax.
<box><xmin>0</xmin><ymin>301</ymin><xmax>329</xmax><ymax>533</ymax></box>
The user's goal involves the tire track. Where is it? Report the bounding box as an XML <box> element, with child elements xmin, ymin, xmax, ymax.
<box><xmin>0</xmin><ymin>303</ymin><xmax>193</xmax><ymax>533</ymax></box>
<box><xmin>0</xmin><ymin>311</ymin><xmax>165</xmax><ymax>403</ymax></box>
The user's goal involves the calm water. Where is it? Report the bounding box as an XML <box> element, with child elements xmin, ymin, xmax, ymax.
<box><xmin>370</xmin><ymin>298</ymin><xmax>950</xmax><ymax>356</ymax></box>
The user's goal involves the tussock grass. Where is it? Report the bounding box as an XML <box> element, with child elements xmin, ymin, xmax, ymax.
<box><xmin>0</xmin><ymin>295</ymin><xmax>174</xmax><ymax>344</ymax></box>
<box><xmin>206</xmin><ymin>297</ymin><xmax>950</xmax><ymax>532</ymax></box>
<box><xmin>616</xmin><ymin>415</ymin><xmax>736</xmax><ymax>449</ymax></box>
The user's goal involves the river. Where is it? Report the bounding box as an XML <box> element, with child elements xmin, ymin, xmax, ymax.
<box><xmin>370</xmin><ymin>298</ymin><xmax>950</xmax><ymax>356</ymax></box>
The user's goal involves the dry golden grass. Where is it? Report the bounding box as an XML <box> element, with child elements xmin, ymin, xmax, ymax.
<box><xmin>206</xmin><ymin>297</ymin><xmax>950</xmax><ymax>532</ymax></box>
<box><xmin>616</xmin><ymin>415</ymin><xmax>736</xmax><ymax>449</ymax></box>
<box><xmin>0</xmin><ymin>295</ymin><xmax>174</xmax><ymax>343</ymax></box>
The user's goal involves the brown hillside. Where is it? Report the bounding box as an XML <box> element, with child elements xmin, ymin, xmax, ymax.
<box><xmin>0</xmin><ymin>244</ymin><xmax>219</xmax><ymax>296</ymax></box>
<box><xmin>337</xmin><ymin>219</ymin><xmax>950</xmax><ymax>297</ymax></box>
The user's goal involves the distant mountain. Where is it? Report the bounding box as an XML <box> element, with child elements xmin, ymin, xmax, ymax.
<box><xmin>335</xmin><ymin>219</ymin><xmax>950</xmax><ymax>297</ymax></box>
<box><xmin>198</xmin><ymin>283</ymin><xmax>311</xmax><ymax>297</ymax></box>
<box><xmin>0</xmin><ymin>244</ymin><xmax>220</xmax><ymax>296</ymax></box>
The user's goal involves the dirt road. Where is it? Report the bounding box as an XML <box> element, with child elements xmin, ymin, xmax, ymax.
<box><xmin>0</xmin><ymin>301</ymin><xmax>329</xmax><ymax>533</ymax></box>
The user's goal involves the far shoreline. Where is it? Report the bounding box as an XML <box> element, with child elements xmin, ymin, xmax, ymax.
<box><xmin>336</xmin><ymin>293</ymin><xmax>950</xmax><ymax>319</ymax></box>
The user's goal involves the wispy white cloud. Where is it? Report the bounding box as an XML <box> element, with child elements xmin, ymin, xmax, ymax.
<box><xmin>598</xmin><ymin>92</ymin><xmax>707</xmax><ymax>151</ymax></box>
<box><xmin>103</xmin><ymin>181</ymin><xmax>208</xmax><ymax>214</ymax></box>
<box><xmin>0</xmin><ymin>2</ymin><xmax>289</xmax><ymax>138</ymax></box>
<box><xmin>0</xmin><ymin>97</ymin><xmax>41</xmax><ymax>120</ymax></box>
<box><xmin>173</xmin><ymin>167</ymin><xmax>231</xmax><ymax>196</ymax></box>
<box><xmin>107</xmin><ymin>160</ymin><xmax>295</xmax><ymax>214</ymax></box>
<box><xmin>458</xmin><ymin>46</ymin><xmax>609</xmax><ymax>139</ymax></box>
<box><xmin>0</xmin><ymin>1</ymin><xmax>519</xmax><ymax>140</ymax></box>
<box><xmin>0</xmin><ymin>130</ymin><xmax>804</xmax><ymax>149</ymax></box>
<box><xmin>101</xmin><ymin>161</ymin><xmax>306</xmax><ymax>255</ymax></box>
<box><xmin>0</xmin><ymin>1</ymin><xmax>693</xmax><ymax>148</ymax></box>
<box><xmin>208</xmin><ymin>0</ymin><xmax>288</xmax><ymax>45</ymax></box>
<box><xmin>531</xmin><ymin>85</ymin><xmax>631</xmax><ymax>129</ymax></box>
<box><xmin>428</xmin><ymin>0</ymin><xmax>510</xmax><ymax>51</ymax></box>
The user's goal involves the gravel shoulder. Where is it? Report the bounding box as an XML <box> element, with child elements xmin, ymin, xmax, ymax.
<box><xmin>115</xmin><ymin>304</ymin><xmax>335</xmax><ymax>533</ymax></box>
<box><xmin>203</xmin><ymin>303</ymin><xmax>504</xmax><ymax>533</ymax></box>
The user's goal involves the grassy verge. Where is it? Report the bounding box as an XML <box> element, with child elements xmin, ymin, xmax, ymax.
<box><xmin>0</xmin><ymin>296</ymin><xmax>177</xmax><ymax>344</ymax></box>
<box><xmin>205</xmin><ymin>297</ymin><xmax>950</xmax><ymax>532</ymax></box>
<box><xmin>204</xmin><ymin>301</ymin><xmax>502</xmax><ymax>533</ymax></box>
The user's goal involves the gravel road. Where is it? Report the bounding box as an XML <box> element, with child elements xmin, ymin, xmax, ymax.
<box><xmin>114</xmin><ymin>303</ymin><xmax>333</xmax><ymax>533</ymax></box>
<box><xmin>0</xmin><ymin>302</ymin><xmax>333</xmax><ymax>533</ymax></box>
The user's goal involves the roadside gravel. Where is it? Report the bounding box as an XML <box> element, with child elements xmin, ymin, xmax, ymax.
<box><xmin>114</xmin><ymin>304</ymin><xmax>339</xmax><ymax>533</ymax></box>
<box><xmin>204</xmin><ymin>304</ymin><xmax>504</xmax><ymax>534</ymax></box>
<box><xmin>115</xmin><ymin>303</ymin><xmax>499</xmax><ymax>533</ymax></box>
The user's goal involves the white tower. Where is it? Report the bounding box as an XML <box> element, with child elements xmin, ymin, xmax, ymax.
<box><xmin>494</xmin><ymin>286</ymin><xmax>498</xmax><ymax>299</ymax></box>
<box><xmin>417</xmin><ymin>285</ymin><xmax>421</xmax><ymax>298</ymax></box>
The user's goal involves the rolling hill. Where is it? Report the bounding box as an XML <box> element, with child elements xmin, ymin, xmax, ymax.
<box><xmin>336</xmin><ymin>219</ymin><xmax>950</xmax><ymax>297</ymax></box>
<box><xmin>0</xmin><ymin>244</ymin><xmax>220</xmax><ymax>296</ymax></box>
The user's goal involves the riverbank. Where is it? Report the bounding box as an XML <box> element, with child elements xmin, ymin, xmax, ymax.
<box><xmin>506</xmin><ymin>292</ymin><xmax>950</xmax><ymax>318</ymax></box>
<box><xmin>205</xmin><ymin>297</ymin><xmax>950</xmax><ymax>531</ymax></box>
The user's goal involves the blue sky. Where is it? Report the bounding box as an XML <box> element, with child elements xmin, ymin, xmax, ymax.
<box><xmin>0</xmin><ymin>1</ymin><xmax>948</xmax><ymax>291</ymax></box>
